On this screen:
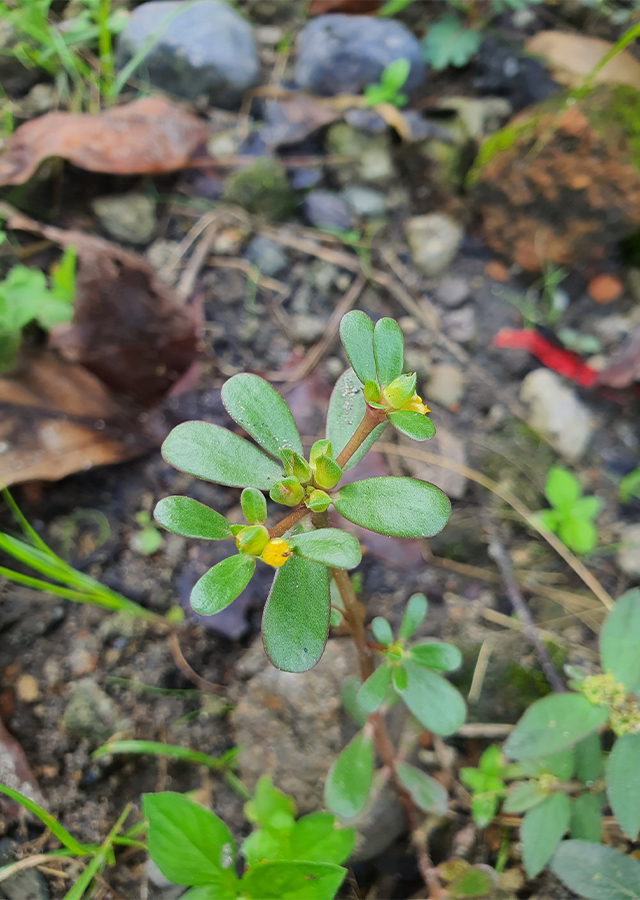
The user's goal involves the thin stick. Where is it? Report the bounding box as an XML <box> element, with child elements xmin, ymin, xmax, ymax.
<box><xmin>169</xmin><ymin>632</ymin><xmax>226</xmax><ymax>695</ymax></box>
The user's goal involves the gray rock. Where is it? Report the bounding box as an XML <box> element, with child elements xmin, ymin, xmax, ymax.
<box><xmin>519</xmin><ymin>369</ymin><xmax>596</xmax><ymax>462</ymax></box>
<box><xmin>92</xmin><ymin>193</ymin><xmax>157</xmax><ymax>245</ymax></box>
<box><xmin>116</xmin><ymin>0</ymin><xmax>258</xmax><ymax>109</ymax></box>
<box><xmin>617</xmin><ymin>523</ymin><xmax>640</xmax><ymax>577</ymax></box>
<box><xmin>405</xmin><ymin>213</ymin><xmax>464</xmax><ymax>276</ymax></box>
<box><xmin>303</xmin><ymin>190</ymin><xmax>353</xmax><ymax>231</ymax></box>
<box><xmin>441</xmin><ymin>305</ymin><xmax>476</xmax><ymax>343</ymax></box>
<box><xmin>245</xmin><ymin>236</ymin><xmax>288</xmax><ymax>276</ymax></box>
<box><xmin>426</xmin><ymin>363</ymin><xmax>466</xmax><ymax>409</ymax></box>
<box><xmin>62</xmin><ymin>678</ymin><xmax>130</xmax><ymax>745</ymax></box>
<box><xmin>342</xmin><ymin>186</ymin><xmax>387</xmax><ymax>218</ymax></box>
<box><xmin>435</xmin><ymin>276</ymin><xmax>470</xmax><ymax>309</ymax></box>
<box><xmin>0</xmin><ymin>841</ymin><xmax>49</xmax><ymax>900</ymax></box>
<box><xmin>294</xmin><ymin>14</ymin><xmax>425</xmax><ymax>97</ymax></box>
<box><xmin>325</xmin><ymin>123</ymin><xmax>394</xmax><ymax>184</ymax></box>
<box><xmin>292</xmin><ymin>314</ymin><xmax>328</xmax><ymax>343</ymax></box>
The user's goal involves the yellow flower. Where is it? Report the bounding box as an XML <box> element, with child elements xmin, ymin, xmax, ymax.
<box><xmin>261</xmin><ymin>538</ymin><xmax>292</xmax><ymax>568</ymax></box>
<box><xmin>401</xmin><ymin>394</ymin><xmax>429</xmax><ymax>415</ymax></box>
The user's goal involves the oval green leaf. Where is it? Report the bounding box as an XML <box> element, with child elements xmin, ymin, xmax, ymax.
<box><xmin>371</xmin><ymin>616</ymin><xmax>393</xmax><ymax>646</ymax></box>
<box><xmin>388</xmin><ymin>411</ymin><xmax>436</xmax><ymax>442</ymax></box>
<box><xmin>551</xmin><ymin>840</ymin><xmax>640</xmax><ymax>900</ymax></box>
<box><xmin>373</xmin><ymin>317</ymin><xmax>404</xmax><ymax>386</ymax></box>
<box><xmin>545</xmin><ymin>466</ymin><xmax>580</xmax><ymax>510</ymax></box>
<box><xmin>289</xmin><ymin>812</ymin><xmax>355</xmax><ymax>866</ymax></box>
<box><xmin>162</xmin><ymin>421</ymin><xmax>282</xmax><ymax>490</ymax></box>
<box><xmin>262</xmin><ymin>555</ymin><xmax>330</xmax><ymax>672</ymax></box>
<box><xmin>191</xmin><ymin>554</ymin><xmax>255</xmax><ymax>615</ymax></box>
<box><xmin>521</xmin><ymin>792</ymin><xmax>570</xmax><ymax>878</ymax></box>
<box><xmin>606</xmin><ymin>733</ymin><xmax>640</xmax><ymax>839</ymax></box>
<box><xmin>570</xmin><ymin>792</ymin><xmax>603</xmax><ymax>843</ymax></box>
<box><xmin>409</xmin><ymin>641</ymin><xmax>461</xmax><ymax>672</ymax></box>
<box><xmin>333</xmin><ymin>477</ymin><xmax>451</xmax><ymax>538</ymax></box>
<box><xmin>357</xmin><ymin>663</ymin><xmax>392</xmax><ymax>714</ymax></box>
<box><xmin>600</xmin><ymin>588</ymin><xmax>640</xmax><ymax>692</ymax></box>
<box><xmin>288</xmin><ymin>529</ymin><xmax>361</xmax><ymax>570</ymax></box>
<box><xmin>339</xmin><ymin>311</ymin><xmax>376</xmax><ymax>385</ymax></box>
<box><xmin>398</xmin><ymin>662</ymin><xmax>466</xmax><ymax>736</ymax></box>
<box><xmin>324</xmin><ymin>730</ymin><xmax>373</xmax><ymax>819</ymax></box>
<box><xmin>154</xmin><ymin>497</ymin><xmax>231</xmax><ymax>540</ymax></box>
<box><xmin>221</xmin><ymin>373</ymin><xmax>303</xmax><ymax>459</ymax></box>
<box><xmin>503</xmin><ymin>694</ymin><xmax>608</xmax><ymax>760</ymax></box>
<box><xmin>241</xmin><ymin>860</ymin><xmax>346</xmax><ymax>900</ymax></box>
<box><xmin>399</xmin><ymin>593</ymin><xmax>428</xmax><ymax>640</ymax></box>
<box><xmin>395</xmin><ymin>761</ymin><xmax>448</xmax><ymax>814</ymax></box>
<box><xmin>326</xmin><ymin>368</ymin><xmax>386</xmax><ymax>471</ymax></box>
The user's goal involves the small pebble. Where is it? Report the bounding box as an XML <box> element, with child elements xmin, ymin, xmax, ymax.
<box><xmin>405</xmin><ymin>213</ymin><xmax>464</xmax><ymax>276</ymax></box>
<box><xmin>245</xmin><ymin>236</ymin><xmax>288</xmax><ymax>276</ymax></box>
<box><xmin>341</xmin><ymin>186</ymin><xmax>387</xmax><ymax>219</ymax></box>
<box><xmin>442</xmin><ymin>305</ymin><xmax>476</xmax><ymax>343</ymax></box>
<box><xmin>588</xmin><ymin>274</ymin><xmax>624</xmax><ymax>304</ymax></box>
<box><xmin>435</xmin><ymin>276</ymin><xmax>470</xmax><ymax>309</ymax></box>
<box><xmin>485</xmin><ymin>260</ymin><xmax>510</xmax><ymax>282</ymax></box>
<box><xmin>303</xmin><ymin>190</ymin><xmax>353</xmax><ymax>231</ymax></box>
<box><xmin>16</xmin><ymin>674</ymin><xmax>39</xmax><ymax>703</ymax></box>
<box><xmin>426</xmin><ymin>363</ymin><xmax>466</xmax><ymax>409</ymax></box>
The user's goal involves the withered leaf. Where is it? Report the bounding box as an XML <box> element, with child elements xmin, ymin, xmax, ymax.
<box><xmin>525</xmin><ymin>32</ymin><xmax>640</xmax><ymax>90</ymax></box>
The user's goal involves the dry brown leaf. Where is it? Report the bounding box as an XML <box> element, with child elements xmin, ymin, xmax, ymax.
<box><xmin>0</xmin><ymin>96</ymin><xmax>208</xmax><ymax>186</ymax></box>
<box><xmin>309</xmin><ymin>0</ymin><xmax>380</xmax><ymax>13</ymax></box>
<box><xmin>525</xmin><ymin>32</ymin><xmax>640</xmax><ymax>89</ymax></box>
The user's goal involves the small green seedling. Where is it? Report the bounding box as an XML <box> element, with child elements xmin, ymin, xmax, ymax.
<box><xmin>537</xmin><ymin>466</ymin><xmax>601</xmax><ymax>555</ymax></box>
<box><xmin>619</xmin><ymin>466</ymin><xmax>640</xmax><ymax>503</ymax></box>
<box><xmin>421</xmin><ymin>15</ymin><xmax>481</xmax><ymax>71</ymax></box>
<box><xmin>0</xmin><ymin>246</ymin><xmax>76</xmax><ymax>372</ymax></box>
<box><xmin>131</xmin><ymin>511</ymin><xmax>163</xmax><ymax>556</ymax></box>
<box><xmin>460</xmin><ymin>745</ymin><xmax>513</xmax><ymax>828</ymax></box>
<box><xmin>363</xmin><ymin>58</ymin><xmax>411</xmax><ymax>108</ymax></box>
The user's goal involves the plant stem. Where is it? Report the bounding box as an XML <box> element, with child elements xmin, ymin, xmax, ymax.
<box><xmin>330</xmin><ymin>566</ymin><xmax>373</xmax><ymax>682</ymax></box>
<box><xmin>268</xmin><ymin>505</ymin><xmax>310</xmax><ymax>538</ymax></box>
<box><xmin>336</xmin><ymin>406</ymin><xmax>387</xmax><ymax>469</ymax></box>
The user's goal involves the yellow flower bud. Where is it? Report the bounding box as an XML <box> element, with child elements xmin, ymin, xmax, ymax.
<box><xmin>401</xmin><ymin>394</ymin><xmax>429</xmax><ymax>415</ymax></box>
<box><xmin>261</xmin><ymin>538</ymin><xmax>292</xmax><ymax>568</ymax></box>
<box><xmin>235</xmin><ymin>525</ymin><xmax>270</xmax><ymax>556</ymax></box>
<box><xmin>382</xmin><ymin>373</ymin><xmax>416</xmax><ymax>409</ymax></box>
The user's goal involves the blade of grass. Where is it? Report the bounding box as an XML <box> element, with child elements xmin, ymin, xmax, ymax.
<box><xmin>1</xmin><ymin>486</ymin><xmax>52</xmax><ymax>554</ymax></box>
<box><xmin>0</xmin><ymin>785</ymin><xmax>86</xmax><ymax>856</ymax></box>
<box><xmin>63</xmin><ymin>804</ymin><xmax>131</xmax><ymax>900</ymax></box>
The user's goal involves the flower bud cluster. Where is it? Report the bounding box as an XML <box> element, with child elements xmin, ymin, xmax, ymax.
<box><xmin>365</xmin><ymin>373</ymin><xmax>429</xmax><ymax>416</ymax></box>
<box><xmin>232</xmin><ymin>488</ymin><xmax>292</xmax><ymax>568</ymax></box>
<box><xmin>581</xmin><ymin>672</ymin><xmax>640</xmax><ymax>735</ymax></box>
<box><xmin>269</xmin><ymin>442</ymin><xmax>342</xmax><ymax>511</ymax></box>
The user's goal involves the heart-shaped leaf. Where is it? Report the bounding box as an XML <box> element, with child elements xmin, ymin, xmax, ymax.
<box><xmin>154</xmin><ymin>497</ymin><xmax>231</xmax><ymax>540</ymax></box>
<box><xmin>409</xmin><ymin>641</ymin><xmax>461</xmax><ymax>672</ymax></box>
<box><xmin>373</xmin><ymin>317</ymin><xmax>404</xmax><ymax>386</ymax></box>
<box><xmin>606</xmin><ymin>733</ymin><xmax>640</xmax><ymax>839</ymax></box>
<box><xmin>324</xmin><ymin>730</ymin><xmax>373</xmax><ymax>819</ymax></box>
<box><xmin>388</xmin><ymin>411</ymin><xmax>436</xmax><ymax>441</ymax></box>
<box><xmin>262</xmin><ymin>555</ymin><xmax>330</xmax><ymax>672</ymax></box>
<box><xmin>551</xmin><ymin>840</ymin><xmax>640</xmax><ymax>900</ymax></box>
<box><xmin>326</xmin><ymin>368</ymin><xmax>386</xmax><ymax>471</ymax></box>
<box><xmin>398</xmin><ymin>662</ymin><xmax>466</xmax><ymax>735</ymax></box>
<box><xmin>399</xmin><ymin>593</ymin><xmax>428</xmax><ymax>640</ymax></box>
<box><xmin>288</xmin><ymin>529</ymin><xmax>361</xmax><ymax>570</ymax></box>
<box><xmin>191</xmin><ymin>554</ymin><xmax>255</xmax><ymax>615</ymax></box>
<box><xmin>600</xmin><ymin>588</ymin><xmax>640</xmax><ymax>692</ymax></box>
<box><xmin>221</xmin><ymin>374</ymin><xmax>303</xmax><ymax>459</ymax></box>
<box><xmin>162</xmin><ymin>421</ymin><xmax>282</xmax><ymax>489</ymax></box>
<box><xmin>395</xmin><ymin>761</ymin><xmax>448</xmax><ymax>814</ymax></box>
<box><xmin>503</xmin><ymin>694</ymin><xmax>608</xmax><ymax>760</ymax></box>
<box><xmin>339</xmin><ymin>311</ymin><xmax>376</xmax><ymax>385</ymax></box>
<box><xmin>521</xmin><ymin>792</ymin><xmax>570</xmax><ymax>878</ymax></box>
<box><xmin>357</xmin><ymin>663</ymin><xmax>392</xmax><ymax>713</ymax></box>
<box><xmin>333</xmin><ymin>477</ymin><xmax>451</xmax><ymax>538</ymax></box>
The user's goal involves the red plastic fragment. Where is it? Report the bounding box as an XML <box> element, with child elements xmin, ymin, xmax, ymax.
<box><xmin>493</xmin><ymin>328</ymin><xmax>599</xmax><ymax>388</ymax></box>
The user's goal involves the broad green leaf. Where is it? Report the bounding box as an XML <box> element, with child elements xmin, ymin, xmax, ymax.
<box><xmin>388</xmin><ymin>411</ymin><xmax>436</xmax><ymax>441</ymax></box>
<box><xmin>221</xmin><ymin>373</ymin><xmax>303</xmax><ymax>458</ymax></box>
<box><xmin>421</xmin><ymin>15</ymin><xmax>481</xmax><ymax>70</ymax></box>
<box><xmin>371</xmin><ymin>616</ymin><xmax>393</xmax><ymax>646</ymax></box>
<box><xmin>551</xmin><ymin>840</ymin><xmax>640</xmax><ymax>900</ymax></box>
<box><xmin>324</xmin><ymin>730</ymin><xmax>373</xmax><ymax>819</ymax></box>
<box><xmin>545</xmin><ymin>466</ymin><xmax>581</xmax><ymax>510</ymax></box>
<box><xmin>572</xmin><ymin>495</ymin><xmax>602</xmax><ymax>520</ymax></box>
<box><xmin>574</xmin><ymin>733</ymin><xmax>603</xmax><ymax>784</ymax></box>
<box><xmin>503</xmin><ymin>781</ymin><xmax>545</xmax><ymax>814</ymax></box>
<box><xmin>600</xmin><ymin>589</ymin><xmax>640</xmax><ymax>692</ymax></box>
<box><xmin>570</xmin><ymin>792</ymin><xmax>602</xmax><ymax>842</ymax></box>
<box><xmin>339</xmin><ymin>311</ymin><xmax>376</xmax><ymax>385</ymax></box>
<box><xmin>399</xmin><ymin>593</ymin><xmax>427</xmax><ymax>640</ymax></box>
<box><xmin>162</xmin><ymin>421</ymin><xmax>282</xmax><ymax>489</ymax></box>
<box><xmin>357</xmin><ymin>663</ymin><xmax>392</xmax><ymax>713</ymax></box>
<box><xmin>290</xmin><ymin>812</ymin><xmax>355</xmax><ymax>865</ymax></box>
<box><xmin>478</xmin><ymin>745</ymin><xmax>502</xmax><ymax>776</ymax></box>
<box><xmin>373</xmin><ymin>317</ymin><xmax>403</xmax><ymax>386</ymax></box>
<box><xmin>154</xmin><ymin>497</ymin><xmax>231</xmax><ymax>540</ymax></box>
<box><xmin>288</xmin><ymin>529</ymin><xmax>361</xmax><ymax>570</ymax></box>
<box><xmin>246</xmin><ymin>775</ymin><xmax>296</xmax><ymax>830</ymax></box>
<box><xmin>606</xmin><ymin>733</ymin><xmax>640</xmax><ymax>839</ymax></box>
<box><xmin>0</xmin><ymin>784</ymin><xmax>84</xmax><ymax>855</ymax></box>
<box><xmin>143</xmin><ymin>792</ymin><xmax>239</xmax><ymax>891</ymax></box>
<box><xmin>503</xmin><ymin>694</ymin><xmax>608</xmax><ymax>760</ymax></box>
<box><xmin>521</xmin><ymin>792</ymin><xmax>570</xmax><ymax>878</ymax></box>
<box><xmin>333</xmin><ymin>477</ymin><xmax>450</xmax><ymax>538</ymax></box>
<box><xmin>409</xmin><ymin>641</ymin><xmax>461</xmax><ymax>672</ymax></box>
<box><xmin>262</xmin><ymin>555</ymin><xmax>329</xmax><ymax>672</ymax></box>
<box><xmin>242</xmin><ymin>829</ymin><xmax>288</xmax><ymax>869</ymax></box>
<box><xmin>398</xmin><ymin>662</ymin><xmax>466</xmax><ymax>736</ymax></box>
<box><xmin>470</xmin><ymin>793</ymin><xmax>499</xmax><ymax>828</ymax></box>
<box><xmin>559</xmin><ymin>517</ymin><xmax>597</xmax><ymax>555</ymax></box>
<box><xmin>242</xmin><ymin>860</ymin><xmax>346</xmax><ymax>900</ymax></box>
<box><xmin>521</xmin><ymin>748</ymin><xmax>575</xmax><ymax>781</ymax></box>
<box><xmin>191</xmin><ymin>554</ymin><xmax>255</xmax><ymax>615</ymax></box>
<box><xmin>326</xmin><ymin>368</ymin><xmax>386</xmax><ymax>471</ymax></box>
<box><xmin>395</xmin><ymin>761</ymin><xmax>448</xmax><ymax>814</ymax></box>
<box><xmin>447</xmin><ymin>866</ymin><xmax>495</xmax><ymax>900</ymax></box>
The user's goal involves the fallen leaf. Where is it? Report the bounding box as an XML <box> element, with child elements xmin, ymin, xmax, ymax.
<box><xmin>595</xmin><ymin>326</ymin><xmax>640</xmax><ymax>388</ymax></box>
<box><xmin>309</xmin><ymin>0</ymin><xmax>380</xmax><ymax>13</ymax></box>
<box><xmin>261</xmin><ymin>97</ymin><xmax>342</xmax><ymax>148</ymax></box>
<box><xmin>525</xmin><ymin>32</ymin><xmax>640</xmax><ymax>89</ymax></box>
<box><xmin>0</xmin><ymin>96</ymin><xmax>208</xmax><ymax>186</ymax></box>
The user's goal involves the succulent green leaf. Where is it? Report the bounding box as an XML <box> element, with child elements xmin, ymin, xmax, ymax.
<box><xmin>324</xmin><ymin>730</ymin><xmax>373</xmax><ymax>819</ymax></box>
<box><xmin>310</xmin><ymin>440</ymin><xmax>333</xmax><ymax>465</ymax></box>
<box><xmin>241</xmin><ymin>488</ymin><xmax>268</xmax><ymax>525</ymax></box>
<box><xmin>191</xmin><ymin>554</ymin><xmax>255</xmax><ymax>615</ymax></box>
<box><xmin>241</xmin><ymin>861</ymin><xmax>346</xmax><ymax>900</ymax></box>
<box><xmin>262</xmin><ymin>555</ymin><xmax>329</xmax><ymax>672</ymax></box>
<box><xmin>341</xmin><ymin>677</ymin><xmax>367</xmax><ymax>728</ymax></box>
<box><xmin>395</xmin><ymin>761</ymin><xmax>448</xmax><ymax>814</ymax></box>
<box><xmin>503</xmin><ymin>781</ymin><xmax>546</xmax><ymax>814</ymax></box>
<box><xmin>503</xmin><ymin>694</ymin><xmax>608</xmax><ymax>760</ymax></box>
<box><xmin>388</xmin><ymin>411</ymin><xmax>436</xmax><ymax>441</ymax></box>
<box><xmin>306</xmin><ymin>490</ymin><xmax>332</xmax><ymax>513</ymax></box>
<box><xmin>521</xmin><ymin>792</ymin><xmax>570</xmax><ymax>878</ymax></box>
<box><xmin>373</xmin><ymin>317</ymin><xmax>404</xmax><ymax>386</ymax></box>
<box><xmin>326</xmin><ymin>368</ymin><xmax>386</xmax><ymax>471</ymax></box>
<box><xmin>357</xmin><ymin>664</ymin><xmax>392</xmax><ymax>714</ymax></box>
<box><xmin>221</xmin><ymin>373</ymin><xmax>303</xmax><ymax>458</ymax></box>
<box><xmin>606</xmin><ymin>733</ymin><xmax>640</xmax><ymax>839</ymax></box>
<box><xmin>333</xmin><ymin>477</ymin><xmax>450</xmax><ymax>538</ymax></box>
<box><xmin>392</xmin><ymin>665</ymin><xmax>408</xmax><ymax>692</ymax></box>
<box><xmin>154</xmin><ymin>497</ymin><xmax>231</xmax><ymax>540</ymax></box>
<box><xmin>162</xmin><ymin>421</ymin><xmax>282</xmax><ymax>490</ymax></box>
<box><xmin>143</xmin><ymin>792</ymin><xmax>238</xmax><ymax>891</ymax></box>
<box><xmin>288</xmin><ymin>529</ymin><xmax>361</xmax><ymax>569</ymax></box>
<box><xmin>280</xmin><ymin>449</ymin><xmax>313</xmax><ymax>484</ymax></box>
<box><xmin>399</xmin><ymin>593</ymin><xmax>428</xmax><ymax>640</ymax></box>
<box><xmin>289</xmin><ymin>812</ymin><xmax>355</xmax><ymax>866</ymax></box>
<box><xmin>570</xmin><ymin>792</ymin><xmax>603</xmax><ymax>843</ymax></box>
<box><xmin>409</xmin><ymin>641</ymin><xmax>461</xmax><ymax>672</ymax></box>
<box><xmin>270</xmin><ymin>476</ymin><xmax>305</xmax><ymax>507</ymax></box>
<box><xmin>339</xmin><ymin>311</ymin><xmax>376</xmax><ymax>384</ymax></box>
<box><xmin>545</xmin><ymin>466</ymin><xmax>581</xmax><ymax>510</ymax></box>
<box><xmin>551</xmin><ymin>840</ymin><xmax>640</xmax><ymax>900</ymax></box>
<box><xmin>600</xmin><ymin>589</ymin><xmax>640</xmax><ymax>692</ymax></box>
<box><xmin>398</xmin><ymin>662</ymin><xmax>466</xmax><ymax>736</ymax></box>
<box><xmin>574</xmin><ymin>733</ymin><xmax>603</xmax><ymax>784</ymax></box>
<box><xmin>371</xmin><ymin>616</ymin><xmax>393</xmax><ymax>645</ymax></box>
<box><xmin>314</xmin><ymin>455</ymin><xmax>342</xmax><ymax>490</ymax></box>
<box><xmin>236</xmin><ymin>525</ymin><xmax>270</xmax><ymax>556</ymax></box>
